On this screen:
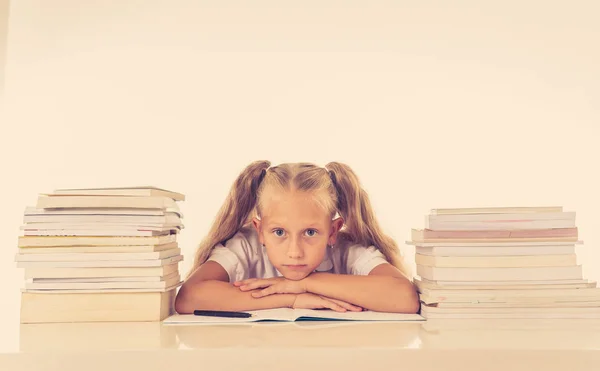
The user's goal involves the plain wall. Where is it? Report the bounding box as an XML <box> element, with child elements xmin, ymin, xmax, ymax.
<box><xmin>0</xmin><ymin>0</ymin><xmax>8</xmax><ymax>97</ymax></box>
<box><xmin>1</xmin><ymin>1</ymin><xmax>598</xmax><ymax>340</ymax></box>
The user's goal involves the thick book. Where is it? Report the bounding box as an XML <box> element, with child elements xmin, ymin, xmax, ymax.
<box><xmin>18</xmin><ymin>242</ymin><xmax>178</xmax><ymax>254</ymax></box>
<box><xmin>415</xmin><ymin>253</ymin><xmax>577</xmax><ymax>268</ymax></box>
<box><xmin>412</xmin><ymin>228</ymin><xmax>578</xmax><ymax>240</ymax></box>
<box><xmin>15</xmin><ymin>254</ymin><xmax>183</xmax><ymax>268</ymax></box>
<box><xmin>51</xmin><ymin>186</ymin><xmax>185</xmax><ymax>201</ymax></box>
<box><xmin>36</xmin><ymin>195</ymin><xmax>179</xmax><ymax>210</ymax></box>
<box><xmin>163</xmin><ymin>308</ymin><xmax>425</xmax><ymax>324</ymax></box>
<box><xmin>20</xmin><ymin>289</ymin><xmax>177</xmax><ymax>323</ymax></box>
<box><xmin>18</xmin><ymin>234</ymin><xmax>177</xmax><ymax>247</ymax></box>
<box><xmin>430</xmin><ymin>206</ymin><xmax>563</xmax><ymax>215</ymax></box>
<box><xmin>24</xmin><ymin>206</ymin><xmax>183</xmax><ymax>217</ymax></box>
<box><xmin>414</xmin><ymin>244</ymin><xmax>577</xmax><ymax>257</ymax></box>
<box><xmin>416</xmin><ymin>264</ymin><xmax>583</xmax><ymax>282</ymax></box>
<box><xmin>427</xmin><ymin>211</ymin><xmax>576</xmax><ymax>223</ymax></box>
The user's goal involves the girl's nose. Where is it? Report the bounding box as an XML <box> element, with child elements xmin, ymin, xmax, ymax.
<box><xmin>287</xmin><ymin>239</ymin><xmax>304</xmax><ymax>259</ymax></box>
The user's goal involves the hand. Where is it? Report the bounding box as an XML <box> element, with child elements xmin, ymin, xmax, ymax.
<box><xmin>234</xmin><ymin>277</ymin><xmax>307</xmax><ymax>298</ymax></box>
<box><xmin>292</xmin><ymin>293</ymin><xmax>363</xmax><ymax>312</ymax></box>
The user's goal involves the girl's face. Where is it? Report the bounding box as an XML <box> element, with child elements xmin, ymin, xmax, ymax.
<box><xmin>252</xmin><ymin>189</ymin><xmax>342</xmax><ymax>281</ymax></box>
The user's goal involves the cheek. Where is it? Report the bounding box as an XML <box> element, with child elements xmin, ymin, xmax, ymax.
<box><xmin>305</xmin><ymin>245</ymin><xmax>328</xmax><ymax>265</ymax></box>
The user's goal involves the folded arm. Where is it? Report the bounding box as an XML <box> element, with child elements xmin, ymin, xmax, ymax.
<box><xmin>304</xmin><ymin>263</ymin><xmax>420</xmax><ymax>313</ymax></box>
<box><xmin>242</xmin><ymin>263</ymin><xmax>421</xmax><ymax>313</ymax></box>
<box><xmin>174</xmin><ymin>261</ymin><xmax>296</xmax><ymax>313</ymax></box>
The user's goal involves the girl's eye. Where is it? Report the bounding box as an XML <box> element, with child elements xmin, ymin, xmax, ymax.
<box><xmin>305</xmin><ymin>229</ymin><xmax>317</xmax><ymax>237</ymax></box>
<box><xmin>273</xmin><ymin>229</ymin><xmax>285</xmax><ymax>237</ymax></box>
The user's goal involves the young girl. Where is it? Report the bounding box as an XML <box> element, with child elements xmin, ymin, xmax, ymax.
<box><xmin>174</xmin><ymin>161</ymin><xmax>420</xmax><ymax>314</ymax></box>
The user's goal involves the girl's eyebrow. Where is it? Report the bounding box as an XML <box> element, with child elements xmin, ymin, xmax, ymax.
<box><xmin>266</xmin><ymin>222</ymin><xmax>321</xmax><ymax>228</ymax></box>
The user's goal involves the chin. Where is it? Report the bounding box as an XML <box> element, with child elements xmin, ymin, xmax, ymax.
<box><xmin>281</xmin><ymin>270</ymin><xmax>311</xmax><ymax>281</ymax></box>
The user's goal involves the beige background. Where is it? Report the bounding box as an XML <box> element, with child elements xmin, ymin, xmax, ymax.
<box><xmin>0</xmin><ymin>0</ymin><xmax>598</xmax><ymax>346</ymax></box>
<box><xmin>0</xmin><ymin>0</ymin><xmax>7</xmax><ymax>98</ymax></box>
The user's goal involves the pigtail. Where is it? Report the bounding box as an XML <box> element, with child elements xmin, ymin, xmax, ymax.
<box><xmin>187</xmin><ymin>160</ymin><xmax>270</xmax><ymax>278</ymax></box>
<box><xmin>326</xmin><ymin>162</ymin><xmax>410</xmax><ymax>278</ymax></box>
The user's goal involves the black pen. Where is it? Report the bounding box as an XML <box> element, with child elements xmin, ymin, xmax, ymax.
<box><xmin>193</xmin><ymin>310</ymin><xmax>253</xmax><ymax>318</ymax></box>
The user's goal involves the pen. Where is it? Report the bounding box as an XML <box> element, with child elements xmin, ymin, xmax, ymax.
<box><xmin>193</xmin><ymin>310</ymin><xmax>253</xmax><ymax>318</ymax></box>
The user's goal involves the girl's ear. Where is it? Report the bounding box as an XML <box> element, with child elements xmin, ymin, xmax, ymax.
<box><xmin>252</xmin><ymin>217</ymin><xmax>262</xmax><ymax>234</ymax></box>
<box><xmin>329</xmin><ymin>217</ymin><xmax>344</xmax><ymax>244</ymax></box>
<box><xmin>252</xmin><ymin>216</ymin><xmax>265</xmax><ymax>245</ymax></box>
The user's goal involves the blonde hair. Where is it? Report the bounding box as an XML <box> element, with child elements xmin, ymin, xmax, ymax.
<box><xmin>187</xmin><ymin>160</ymin><xmax>409</xmax><ymax>278</ymax></box>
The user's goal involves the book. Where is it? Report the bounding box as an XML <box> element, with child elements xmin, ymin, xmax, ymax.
<box><xmin>51</xmin><ymin>186</ymin><xmax>185</xmax><ymax>201</ymax></box>
<box><xmin>163</xmin><ymin>308</ymin><xmax>425</xmax><ymax>324</ymax></box>
<box><xmin>412</xmin><ymin>227</ymin><xmax>578</xmax><ymax>240</ymax></box>
<box><xmin>430</xmin><ymin>206</ymin><xmax>563</xmax><ymax>215</ymax></box>
<box><xmin>414</xmin><ymin>244</ymin><xmax>577</xmax><ymax>257</ymax></box>
<box><xmin>16</xmin><ymin>254</ymin><xmax>183</xmax><ymax>268</ymax></box>
<box><xmin>18</xmin><ymin>242</ymin><xmax>178</xmax><ymax>254</ymax></box>
<box><xmin>20</xmin><ymin>289</ymin><xmax>176</xmax><ymax>323</ymax></box>
<box><xmin>24</xmin><ymin>206</ymin><xmax>182</xmax><ymax>217</ymax></box>
<box><xmin>17</xmin><ymin>187</ymin><xmax>186</xmax><ymax>323</ymax></box>
<box><xmin>415</xmin><ymin>253</ymin><xmax>577</xmax><ymax>268</ymax></box>
<box><xmin>18</xmin><ymin>234</ymin><xmax>177</xmax><ymax>247</ymax></box>
<box><xmin>36</xmin><ymin>195</ymin><xmax>179</xmax><ymax>210</ymax></box>
<box><xmin>408</xmin><ymin>206</ymin><xmax>600</xmax><ymax>319</ymax></box>
<box><xmin>23</xmin><ymin>263</ymin><xmax>180</xmax><ymax>279</ymax></box>
<box><xmin>416</xmin><ymin>265</ymin><xmax>583</xmax><ymax>282</ymax></box>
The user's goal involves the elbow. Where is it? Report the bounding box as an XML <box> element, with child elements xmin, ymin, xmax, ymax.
<box><xmin>174</xmin><ymin>280</ymin><xmax>206</xmax><ymax>314</ymax></box>
<box><xmin>391</xmin><ymin>277</ymin><xmax>421</xmax><ymax>314</ymax></box>
<box><xmin>174</xmin><ymin>285</ymin><xmax>193</xmax><ymax>314</ymax></box>
<box><xmin>174</xmin><ymin>280</ymin><xmax>226</xmax><ymax>314</ymax></box>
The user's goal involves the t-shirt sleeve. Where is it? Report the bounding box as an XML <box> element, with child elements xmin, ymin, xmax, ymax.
<box><xmin>345</xmin><ymin>244</ymin><xmax>390</xmax><ymax>276</ymax></box>
<box><xmin>206</xmin><ymin>231</ymin><xmax>256</xmax><ymax>283</ymax></box>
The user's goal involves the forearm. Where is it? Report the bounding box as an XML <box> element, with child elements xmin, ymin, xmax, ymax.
<box><xmin>175</xmin><ymin>280</ymin><xmax>296</xmax><ymax>313</ymax></box>
<box><xmin>305</xmin><ymin>272</ymin><xmax>420</xmax><ymax>313</ymax></box>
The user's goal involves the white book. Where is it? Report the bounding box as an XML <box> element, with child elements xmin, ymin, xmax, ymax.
<box><xmin>415</xmin><ymin>244</ymin><xmax>576</xmax><ymax>257</ymax></box>
<box><xmin>429</xmin><ymin>206</ymin><xmax>563</xmax><ymax>215</ymax></box>
<box><xmin>427</xmin><ymin>219</ymin><xmax>576</xmax><ymax>230</ymax></box>
<box><xmin>22</xmin><ymin>229</ymin><xmax>176</xmax><ymax>237</ymax></box>
<box><xmin>15</xmin><ymin>247</ymin><xmax>181</xmax><ymax>262</ymax></box>
<box><xmin>18</xmin><ymin>242</ymin><xmax>178</xmax><ymax>254</ymax></box>
<box><xmin>415</xmin><ymin>253</ymin><xmax>577</xmax><ymax>268</ymax></box>
<box><xmin>163</xmin><ymin>308</ymin><xmax>425</xmax><ymax>325</ymax></box>
<box><xmin>24</xmin><ymin>206</ymin><xmax>183</xmax><ymax>217</ymax></box>
<box><xmin>407</xmin><ymin>240</ymin><xmax>583</xmax><ymax>247</ymax></box>
<box><xmin>23</xmin><ymin>212</ymin><xmax>182</xmax><ymax>225</ymax></box>
<box><xmin>29</xmin><ymin>272</ymin><xmax>178</xmax><ymax>283</ymax></box>
<box><xmin>23</xmin><ymin>262</ymin><xmax>180</xmax><ymax>279</ymax></box>
<box><xmin>420</xmin><ymin>305</ymin><xmax>600</xmax><ymax>319</ymax></box>
<box><xmin>416</xmin><ymin>265</ymin><xmax>583</xmax><ymax>282</ymax></box>
<box><xmin>414</xmin><ymin>277</ymin><xmax>596</xmax><ymax>291</ymax></box>
<box><xmin>36</xmin><ymin>195</ymin><xmax>179</xmax><ymax>210</ymax></box>
<box><xmin>427</xmin><ymin>211</ymin><xmax>575</xmax><ymax>222</ymax></box>
<box><xmin>21</xmin><ymin>222</ymin><xmax>183</xmax><ymax>230</ymax></box>
<box><xmin>51</xmin><ymin>186</ymin><xmax>185</xmax><ymax>201</ymax></box>
<box><xmin>25</xmin><ymin>274</ymin><xmax>181</xmax><ymax>290</ymax></box>
<box><xmin>419</xmin><ymin>288</ymin><xmax>600</xmax><ymax>306</ymax></box>
<box><xmin>21</xmin><ymin>282</ymin><xmax>182</xmax><ymax>294</ymax></box>
<box><xmin>16</xmin><ymin>254</ymin><xmax>183</xmax><ymax>268</ymax></box>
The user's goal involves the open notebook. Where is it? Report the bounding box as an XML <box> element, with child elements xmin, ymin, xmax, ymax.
<box><xmin>163</xmin><ymin>308</ymin><xmax>425</xmax><ymax>324</ymax></box>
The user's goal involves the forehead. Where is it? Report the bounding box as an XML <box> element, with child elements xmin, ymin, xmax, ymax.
<box><xmin>261</xmin><ymin>189</ymin><xmax>329</xmax><ymax>226</ymax></box>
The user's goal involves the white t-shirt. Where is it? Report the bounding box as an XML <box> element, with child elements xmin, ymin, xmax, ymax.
<box><xmin>206</xmin><ymin>226</ymin><xmax>390</xmax><ymax>282</ymax></box>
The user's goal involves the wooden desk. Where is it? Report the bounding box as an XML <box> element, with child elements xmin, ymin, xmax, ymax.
<box><xmin>1</xmin><ymin>317</ymin><xmax>600</xmax><ymax>371</ymax></box>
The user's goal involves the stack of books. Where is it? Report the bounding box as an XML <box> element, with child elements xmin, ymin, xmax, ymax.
<box><xmin>16</xmin><ymin>186</ymin><xmax>185</xmax><ymax>323</ymax></box>
<box><xmin>408</xmin><ymin>206</ymin><xmax>600</xmax><ymax>319</ymax></box>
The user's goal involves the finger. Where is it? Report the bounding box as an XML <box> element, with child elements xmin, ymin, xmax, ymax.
<box><xmin>251</xmin><ymin>286</ymin><xmax>277</xmax><ymax>298</ymax></box>
<box><xmin>234</xmin><ymin>278</ymin><xmax>257</xmax><ymax>287</ymax></box>
<box><xmin>322</xmin><ymin>299</ymin><xmax>346</xmax><ymax>312</ymax></box>
<box><xmin>327</xmin><ymin>298</ymin><xmax>363</xmax><ymax>312</ymax></box>
<box><xmin>239</xmin><ymin>280</ymin><xmax>272</xmax><ymax>291</ymax></box>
